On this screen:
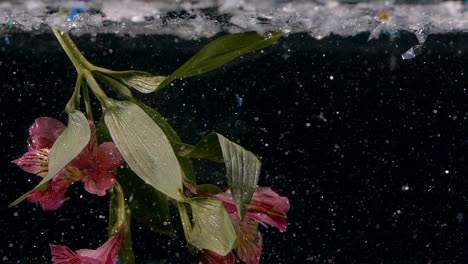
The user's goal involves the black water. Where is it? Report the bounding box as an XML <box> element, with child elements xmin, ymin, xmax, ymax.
<box><xmin>1</xmin><ymin>32</ymin><xmax>466</xmax><ymax>263</ymax></box>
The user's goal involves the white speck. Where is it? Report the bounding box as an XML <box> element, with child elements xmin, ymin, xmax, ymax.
<box><xmin>444</xmin><ymin>170</ymin><xmax>450</xmax><ymax>174</ymax></box>
<box><xmin>305</xmin><ymin>122</ymin><xmax>311</xmax><ymax>127</ymax></box>
<box><xmin>401</xmin><ymin>185</ymin><xmax>410</xmax><ymax>191</ymax></box>
<box><xmin>329</xmin><ymin>76</ymin><xmax>334</xmax><ymax>80</ymax></box>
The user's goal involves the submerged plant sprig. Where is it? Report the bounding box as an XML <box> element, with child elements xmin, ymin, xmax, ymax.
<box><xmin>10</xmin><ymin>12</ymin><xmax>288</xmax><ymax>264</ymax></box>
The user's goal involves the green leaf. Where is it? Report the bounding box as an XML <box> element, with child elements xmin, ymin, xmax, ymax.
<box><xmin>38</xmin><ymin>110</ymin><xmax>91</xmax><ymax>185</ymax></box>
<box><xmin>96</xmin><ymin>117</ymin><xmax>113</xmax><ymax>143</ymax></box>
<box><xmin>127</xmin><ymin>98</ymin><xmax>196</xmax><ymax>182</ymax></box>
<box><xmin>94</xmin><ymin>71</ymin><xmax>133</xmax><ymax>98</ymax></box>
<box><xmin>197</xmin><ymin>184</ymin><xmax>223</xmax><ymax>195</ymax></box>
<box><xmin>158</xmin><ymin>31</ymin><xmax>283</xmax><ymax>89</ymax></box>
<box><xmin>96</xmin><ymin>69</ymin><xmax>166</xmax><ymax>93</ymax></box>
<box><xmin>96</xmin><ymin>120</ymin><xmax>175</xmax><ymax>235</ymax></box>
<box><xmin>109</xmin><ymin>187</ymin><xmax>135</xmax><ymax>264</ymax></box>
<box><xmin>180</xmin><ymin>132</ymin><xmax>261</xmax><ymax>218</ymax></box>
<box><xmin>178</xmin><ymin>133</ymin><xmax>223</xmax><ymax>163</ymax></box>
<box><xmin>188</xmin><ymin>197</ymin><xmax>237</xmax><ymax>256</ymax></box>
<box><xmin>118</xmin><ymin>167</ymin><xmax>175</xmax><ymax>236</ymax></box>
<box><xmin>104</xmin><ymin>100</ymin><xmax>184</xmax><ymax>201</ymax></box>
<box><xmin>8</xmin><ymin>182</ymin><xmax>48</xmax><ymax>208</ymax></box>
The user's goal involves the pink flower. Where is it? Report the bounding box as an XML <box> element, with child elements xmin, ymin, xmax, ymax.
<box><xmin>51</xmin><ymin>225</ymin><xmax>127</xmax><ymax>264</ymax></box>
<box><xmin>199</xmin><ymin>187</ymin><xmax>290</xmax><ymax>264</ymax></box>
<box><xmin>12</xmin><ymin>117</ymin><xmax>124</xmax><ymax>210</ymax></box>
<box><xmin>197</xmin><ymin>249</ymin><xmax>235</xmax><ymax>264</ymax></box>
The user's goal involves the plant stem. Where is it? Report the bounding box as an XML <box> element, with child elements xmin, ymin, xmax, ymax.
<box><xmin>111</xmin><ymin>181</ymin><xmax>127</xmax><ymax>235</ymax></box>
<box><xmin>177</xmin><ymin>202</ymin><xmax>192</xmax><ymax>241</ymax></box>
<box><xmin>53</xmin><ymin>29</ymin><xmax>94</xmax><ymax>72</ymax></box>
<box><xmin>82</xmin><ymin>81</ymin><xmax>93</xmax><ymax>121</ymax></box>
<box><xmin>83</xmin><ymin>69</ymin><xmax>112</xmax><ymax>108</ymax></box>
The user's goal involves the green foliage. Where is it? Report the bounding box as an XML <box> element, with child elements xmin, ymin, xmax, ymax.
<box><xmin>8</xmin><ymin>182</ymin><xmax>48</xmax><ymax>208</ymax></box>
<box><xmin>11</xmin><ymin>27</ymin><xmax>282</xmax><ymax>262</ymax></box>
<box><xmin>109</xmin><ymin>187</ymin><xmax>135</xmax><ymax>264</ymax></box>
<box><xmin>158</xmin><ymin>31</ymin><xmax>283</xmax><ymax>89</ymax></box>
<box><xmin>117</xmin><ymin>167</ymin><xmax>175</xmax><ymax>236</ymax></box>
<box><xmin>97</xmin><ymin>121</ymin><xmax>175</xmax><ymax>236</ymax></box>
<box><xmin>96</xmin><ymin>69</ymin><xmax>166</xmax><ymax>94</ymax></box>
<box><xmin>104</xmin><ymin>100</ymin><xmax>185</xmax><ymax>201</ymax></box>
<box><xmin>180</xmin><ymin>132</ymin><xmax>261</xmax><ymax>219</ymax></box>
<box><xmin>188</xmin><ymin>197</ymin><xmax>237</xmax><ymax>256</ymax></box>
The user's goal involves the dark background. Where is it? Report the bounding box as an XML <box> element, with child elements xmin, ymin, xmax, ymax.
<box><xmin>0</xmin><ymin>32</ymin><xmax>466</xmax><ymax>263</ymax></box>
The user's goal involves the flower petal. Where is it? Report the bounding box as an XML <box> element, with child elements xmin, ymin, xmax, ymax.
<box><xmin>83</xmin><ymin>171</ymin><xmax>116</xmax><ymax>196</ymax></box>
<box><xmin>12</xmin><ymin>149</ymin><xmax>49</xmax><ymax>176</ymax></box>
<box><xmin>82</xmin><ymin>142</ymin><xmax>124</xmax><ymax>196</ymax></box>
<box><xmin>51</xmin><ymin>244</ymin><xmax>99</xmax><ymax>264</ymax></box>
<box><xmin>51</xmin><ymin>227</ymin><xmax>126</xmax><ymax>264</ymax></box>
<box><xmin>72</xmin><ymin>121</ymin><xmax>98</xmax><ymax>170</ymax></box>
<box><xmin>96</xmin><ymin>142</ymin><xmax>125</xmax><ymax>170</ymax></box>
<box><xmin>28</xmin><ymin>117</ymin><xmax>66</xmax><ymax>150</ymax></box>
<box><xmin>246</xmin><ymin>187</ymin><xmax>290</xmax><ymax>232</ymax></box>
<box><xmin>76</xmin><ymin>228</ymin><xmax>126</xmax><ymax>264</ymax></box>
<box><xmin>197</xmin><ymin>250</ymin><xmax>235</xmax><ymax>264</ymax></box>
<box><xmin>27</xmin><ymin>168</ymin><xmax>78</xmax><ymax>210</ymax></box>
<box><xmin>247</xmin><ymin>212</ymin><xmax>288</xmax><ymax>233</ymax></box>
<box><xmin>213</xmin><ymin>187</ymin><xmax>290</xmax><ymax>232</ymax></box>
<box><xmin>232</xmin><ymin>216</ymin><xmax>263</xmax><ymax>264</ymax></box>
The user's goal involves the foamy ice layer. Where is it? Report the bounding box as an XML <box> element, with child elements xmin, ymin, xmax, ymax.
<box><xmin>0</xmin><ymin>0</ymin><xmax>467</xmax><ymax>59</ymax></box>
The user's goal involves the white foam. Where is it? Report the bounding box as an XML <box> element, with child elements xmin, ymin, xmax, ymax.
<box><xmin>0</xmin><ymin>0</ymin><xmax>466</xmax><ymax>40</ymax></box>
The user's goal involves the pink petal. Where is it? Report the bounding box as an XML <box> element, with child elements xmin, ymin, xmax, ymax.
<box><xmin>246</xmin><ymin>212</ymin><xmax>288</xmax><ymax>233</ymax></box>
<box><xmin>27</xmin><ymin>170</ymin><xmax>76</xmax><ymax>210</ymax></box>
<box><xmin>50</xmin><ymin>244</ymin><xmax>99</xmax><ymax>264</ymax></box>
<box><xmin>83</xmin><ymin>170</ymin><xmax>116</xmax><ymax>196</ymax></box>
<box><xmin>96</xmin><ymin>142</ymin><xmax>125</xmax><ymax>170</ymax></box>
<box><xmin>72</xmin><ymin>121</ymin><xmax>97</xmax><ymax>170</ymax></box>
<box><xmin>197</xmin><ymin>250</ymin><xmax>235</xmax><ymax>264</ymax></box>
<box><xmin>213</xmin><ymin>187</ymin><xmax>290</xmax><ymax>232</ymax></box>
<box><xmin>82</xmin><ymin>142</ymin><xmax>123</xmax><ymax>196</ymax></box>
<box><xmin>12</xmin><ymin>149</ymin><xmax>49</xmax><ymax>176</ymax></box>
<box><xmin>51</xmin><ymin>227</ymin><xmax>126</xmax><ymax>264</ymax></box>
<box><xmin>247</xmin><ymin>187</ymin><xmax>290</xmax><ymax>232</ymax></box>
<box><xmin>27</xmin><ymin>117</ymin><xmax>65</xmax><ymax>150</ymax></box>
<box><xmin>231</xmin><ymin>216</ymin><xmax>263</xmax><ymax>264</ymax></box>
<box><xmin>250</xmin><ymin>187</ymin><xmax>290</xmax><ymax>215</ymax></box>
<box><xmin>76</xmin><ymin>228</ymin><xmax>126</xmax><ymax>264</ymax></box>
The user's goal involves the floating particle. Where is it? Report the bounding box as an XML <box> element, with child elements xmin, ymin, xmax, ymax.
<box><xmin>68</xmin><ymin>7</ymin><xmax>86</xmax><ymax>22</ymax></box>
<box><xmin>401</xmin><ymin>45</ymin><xmax>424</xmax><ymax>60</ymax></box>
<box><xmin>4</xmin><ymin>35</ymin><xmax>10</xmax><ymax>46</ymax></box>
<box><xmin>378</xmin><ymin>13</ymin><xmax>389</xmax><ymax>20</ymax></box>
<box><xmin>7</xmin><ymin>16</ymin><xmax>14</xmax><ymax>26</ymax></box>
<box><xmin>401</xmin><ymin>185</ymin><xmax>410</xmax><ymax>191</ymax></box>
<box><xmin>456</xmin><ymin>213</ymin><xmax>463</xmax><ymax>223</ymax></box>
<box><xmin>235</xmin><ymin>94</ymin><xmax>243</xmax><ymax>106</ymax></box>
<box><xmin>381</xmin><ymin>29</ymin><xmax>400</xmax><ymax>36</ymax></box>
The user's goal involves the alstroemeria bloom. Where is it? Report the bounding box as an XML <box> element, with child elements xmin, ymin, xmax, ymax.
<box><xmin>50</xmin><ymin>224</ymin><xmax>127</xmax><ymax>264</ymax></box>
<box><xmin>197</xmin><ymin>249</ymin><xmax>235</xmax><ymax>264</ymax></box>
<box><xmin>12</xmin><ymin>117</ymin><xmax>124</xmax><ymax>210</ymax></box>
<box><xmin>198</xmin><ymin>187</ymin><xmax>290</xmax><ymax>264</ymax></box>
